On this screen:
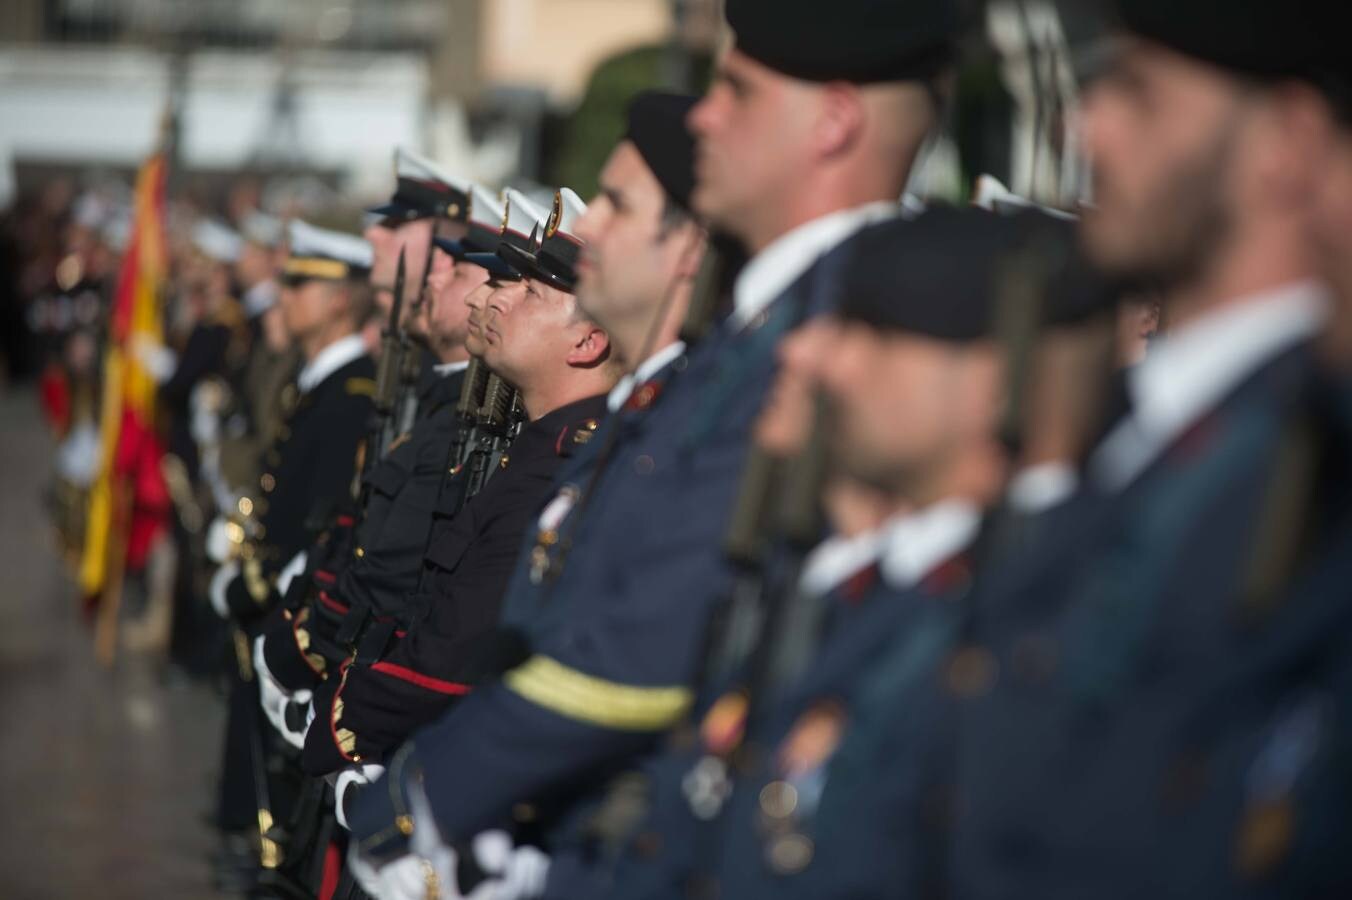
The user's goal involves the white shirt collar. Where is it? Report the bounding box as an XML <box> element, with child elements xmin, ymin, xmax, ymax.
<box><xmin>880</xmin><ymin>499</ymin><xmax>983</xmax><ymax>590</ymax></box>
<box><xmin>731</xmin><ymin>201</ymin><xmax>899</xmax><ymax>333</ymax></box>
<box><xmin>798</xmin><ymin>525</ymin><xmax>890</xmax><ymax>597</ymax></box>
<box><xmin>606</xmin><ymin>340</ymin><xmax>687</xmax><ymax>413</ymax></box>
<box><xmin>1091</xmin><ymin>280</ymin><xmax>1328</xmax><ymax>491</ymax></box>
<box><xmin>1006</xmin><ymin>461</ymin><xmax>1079</xmax><ymax>515</ymax></box>
<box><xmin>297</xmin><ymin>333</ymin><xmax>367</xmax><ymax>393</ymax></box>
<box><xmin>434</xmin><ymin>359</ymin><xmax>471</xmax><ymax>377</ymax></box>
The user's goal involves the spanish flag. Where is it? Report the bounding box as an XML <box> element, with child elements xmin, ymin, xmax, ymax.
<box><xmin>78</xmin><ymin>154</ymin><xmax>172</xmax><ymax>601</ymax></box>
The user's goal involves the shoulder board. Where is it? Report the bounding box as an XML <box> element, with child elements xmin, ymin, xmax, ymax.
<box><xmin>346</xmin><ymin>377</ymin><xmax>377</xmax><ymax>398</ymax></box>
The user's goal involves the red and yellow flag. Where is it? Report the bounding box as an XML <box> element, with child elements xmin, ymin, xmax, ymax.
<box><xmin>79</xmin><ymin>154</ymin><xmax>172</xmax><ymax>597</ymax></box>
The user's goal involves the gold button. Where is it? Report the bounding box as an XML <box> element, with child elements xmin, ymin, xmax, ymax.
<box><xmin>1236</xmin><ymin>800</ymin><xmax>1294</xmax><ymax>878</ymax></box>
<box><xmin>261</xmin><ymin>473</ymin><xmax>276</xmax><ymax>493</ymax></box>
<box><xmin>766</xmin><ymin>833</ymin><xmax>814</xmax><ymax>874</ymax></box>
<box><xmin>354</xmin><ymin>547</ymin><xmax>365</xmax><ymax>558</ymax></box>
<box><xmin>946</xmin><ymin>645</ymin><xmax>998</xmax><ymax>698</ymax></box>
<box><xmin>635</xmin><ymin>454</ymin><xmax>655</xmax><ymax>475</ymax></box>
<box><xmin>395</xmin><ymin>814</ymin><xmax>415</xmax><ymax>836</ymax></box>
<box><xmin>237</xmin><ymin>497</ymin><xmax>254</xmax><ymax>517</ymax></box>
<box><xmin>500</xmin><ymin>455</ymin><xmax>510</xmax><ymax>469</ymax></box>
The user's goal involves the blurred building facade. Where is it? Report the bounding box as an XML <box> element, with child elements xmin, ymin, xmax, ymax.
<box><xmin>0</xmin><ymin>0</ymin><xmax>721</xmax><ymax>206</ymax></box>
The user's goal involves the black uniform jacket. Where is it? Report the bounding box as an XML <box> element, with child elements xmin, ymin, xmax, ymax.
<box><xmin>301</xmin><ymin>392</ymin><xmax>608</xmax><ymax>774</ymax></box>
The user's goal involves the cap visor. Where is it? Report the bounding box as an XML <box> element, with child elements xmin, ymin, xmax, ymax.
<box><xmin>462</xmin><ymin>251</ymin><xmax>521</xmax><ymax>279</ymax></box>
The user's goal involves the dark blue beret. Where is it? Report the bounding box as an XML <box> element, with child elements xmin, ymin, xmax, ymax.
<box><xmin>625</xmin><ymin>90</ymin><xmax>699</xmax><ymax>212</ymax></box>
<box><xmin>725</xmin><ymin>0</ymin><xmax>962</xmax><ymax>84</ymax></box>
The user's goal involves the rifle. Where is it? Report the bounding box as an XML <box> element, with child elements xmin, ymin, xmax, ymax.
<box><xmin>391</xmin><ymin>230</ymin><xmax>439</xmax><ymax>437</ymax></box>
<box><xmin>460</xmin><ymin>374</ymin><xmax>522</xmax><ymax>500</ymax></box>
<box><xmin>362</xmin><ymin>248</ymin><xmax>408</xmax><ymax>490</ymax></box>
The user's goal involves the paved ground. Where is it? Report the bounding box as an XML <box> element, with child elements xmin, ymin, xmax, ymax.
<box><xmin>0</xmin><ymin>387</ymin><xmax>229</xmax><ymax>899</ymax></box>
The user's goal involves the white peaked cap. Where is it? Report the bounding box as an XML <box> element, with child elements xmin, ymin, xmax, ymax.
<box><xmin>502</xmin><ymin>188</ymin><xmax>549</xmax><ymax>240</ymax></box>
<box><xmin>194</xmin><ymin>218</ymin><xmax>245</xmax><ymax>263</ymax></box>
<box><xmin>287</xmin><ymin>219</ymin><xmax>374</xmax><ymax>269</ymax></box>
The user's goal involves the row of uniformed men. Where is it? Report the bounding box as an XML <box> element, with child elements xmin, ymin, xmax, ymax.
<box><xmin>205</xmin><ymin>0</ymin><xmax>1352</xmax><ymax>897</ymax></box>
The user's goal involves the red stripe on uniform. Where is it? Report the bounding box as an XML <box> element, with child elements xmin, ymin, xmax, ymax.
<box><xmin>370</xmin><ymin>662</ymin><xmax>472</xmax><ymax>696</ymax></box>
<box><xmin>318</xmin><ymin>591</ymin><xmax>349</xmax><ymax>615</ymax></box>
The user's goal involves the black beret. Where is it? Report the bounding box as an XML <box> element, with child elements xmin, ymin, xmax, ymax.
<box><xmin>836</xmin><ymin>207</ymin><xmax>1117</xmax><ymax>339</ymax></box>
<box><xmin>625</xmin><ymin>91</ymin><xmax>699</xmax><ymax>212</ymax></box>
<box><xmin>725</xmin><ymin>0</ymin><xmax>961</xmax><ymax>84</ymax></box>
<box><xmin>1110</xmin><ymin>0</ymin><xmax>1337</xmax><ymax>82</ymax></box>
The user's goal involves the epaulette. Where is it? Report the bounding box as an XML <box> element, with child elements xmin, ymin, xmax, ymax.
<box><xmin>346</xmin><ymin>377</ymin><xmax>377</xmax><ymax>398</ymax></box>
<box><xmin>555</xmin><ymin>417</ymin><xmax>601</xmax><ymax>457</ymax></box>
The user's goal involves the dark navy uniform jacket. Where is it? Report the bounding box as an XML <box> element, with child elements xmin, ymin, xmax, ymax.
<box><xmin>301</xmin><ymin>393</ymin><xmax>609</xmax><ymax>776</ymax></box>
<box><xmin>223</xmin><ymin>351</ymin><xmax>374</xmax><ymax>622</ymax></box>
<box><xmin>259</xmin><ymin>367</ymin><xmax>466</xmax><ymax>692</ymax></box>
<box><xmin>602</xmin><ymin>511</ymin><xmax>975</xmax><ymax>900</ymax></box>
<box><xmin>950</xmin><ymin>342</ymin><xmax>1352</xmax><ymax>900</ymax></box>
<box><xmin>348</xmin><ymin>235</ymin><xmax>858</xmax><ymax>865</ymax></box>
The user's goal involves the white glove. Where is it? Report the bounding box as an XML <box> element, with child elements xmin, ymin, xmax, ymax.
<box><xmin>209</xmin><ymin>561</ymin><xmax>239</xmax><ymax>619</ymax></box>
<box><xmin>377</xmin><ymin>853</ymin><xmax>454</xmax><ymax>900</ymax></box>
<box><xmin>334</xmin><ymin>763</ymin><xmax>387</xmax><ymax>831</ymax></box>
<box><xmin>277</xmin><ymin>550</ymin><xmax>308</xmax><ymax>597</ymax></box>
<box><xmin>346</xmin><ymin>843</ymin><xmax>386</xmax><ymax>898</ymax></box>
<box><xmin>205</xmin><ymin>515</ymin><xmax>233</xmax><ymax>565</ymax></box>
<box><xmin>466</xmin><ymin>831</ymin><xmax>549</xmax><ymax>900</ymax></box>
<box><xmin>133</xmin><ymin>335</ymin><xmax>177</xmax><ymax>383</ymax></box>
<box><xmin>498</xmin><ymin>846</ymin><xmax>550</xmax><ymax>899</ymax></box>
<box><xmin>254</xmin><ymin>634</ymin><xmax>311</xmax><ymax>747</ymax></box>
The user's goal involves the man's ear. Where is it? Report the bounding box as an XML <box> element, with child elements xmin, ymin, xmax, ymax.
<box><xmin>673</xmin><ymin>225</ymin><xmax>708</xmax><ymax>281</ymax></box>
<box><xmin>815</xmin><ymin>82</ymin><xmax>866</xmax><ymax>160</ymax></box>
<box><xmin>566</xmin><ymin>324</ymin><xmax>611</xmax><ymax>368</ymax></box>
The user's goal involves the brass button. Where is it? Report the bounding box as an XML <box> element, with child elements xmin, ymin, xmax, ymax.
<box><xmin>766</xmin><ymin>833</ymin><xmax>814</xmax><ymax>874</ymax></box>
<box><xmin>1236</xmin><ymin>800</ymin><xmax>1294</xmax><ymax>879</ymax></box>
<box><xmin>946</xmin><ymin>645</ymin><xmax>998</xmax><ymax>698</ymax></box>
<box><xmin>354</xmin><ymin>547</ymin><xmax>365</xmax><ymax>558</ymax></box>
<box><xmin>237</xmin><ymin>497</ymin><xmax>254</xmax><ymax>517</ymax></box>
<box><xmin>635</xmin><ymin>454</ymin><xmax>655</xmax><ymax>475</ymax></box>
<box><xmin>395</xmin><ymin>814</ymin><xmax>414</xmax><ymax>836</ymax></box>
<box><xmin>499</xmin><ymin>455</ymin><xmax>510</xmax><ymax>469</ymax></box>
<box><xmin>260</xmin><ymin>473</ymin><xmax>276</xmax><ymax>493</ymax></box>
